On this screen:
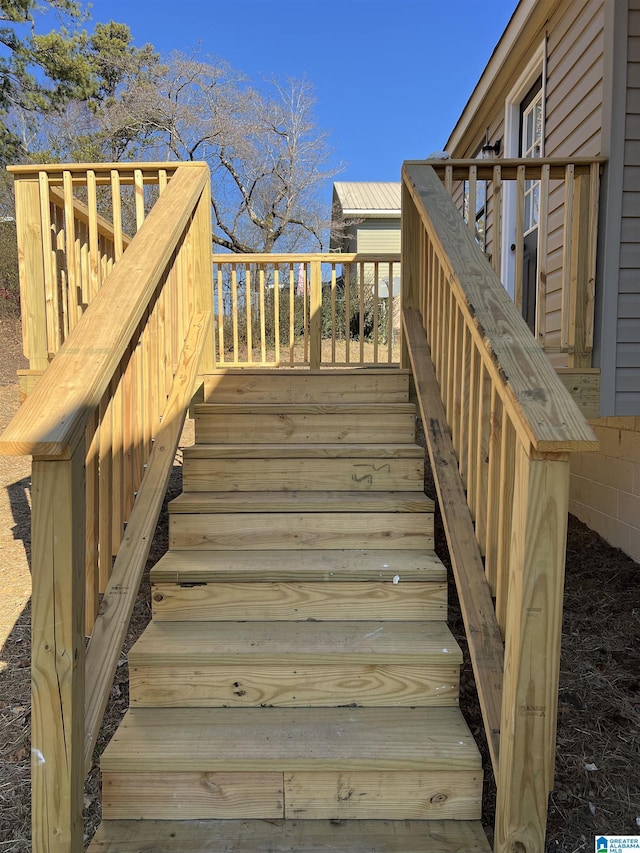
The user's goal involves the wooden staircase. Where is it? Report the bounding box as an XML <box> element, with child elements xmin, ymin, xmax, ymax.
<box><xmin>88</xmin><ymin>369</ymin><xmax>491</xmax><ymax>852</ymax></box>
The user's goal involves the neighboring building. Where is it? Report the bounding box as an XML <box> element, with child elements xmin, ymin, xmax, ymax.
<box><xmin>444</xmin><ymin>0</ymin><xmax>640</xmax><ymax>561</ymax></box>
<box><xmin>330</xmin><ymin>182</ymin><xmax>401</xmax><ymax>255</ymax></box>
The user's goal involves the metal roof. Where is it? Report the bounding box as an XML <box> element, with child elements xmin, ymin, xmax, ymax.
<box><xmin>333</xmin><ymin>182</ymin><xmax>401</xmax><ymax>216</ymax></box>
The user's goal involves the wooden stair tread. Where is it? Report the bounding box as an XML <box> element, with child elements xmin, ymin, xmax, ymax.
<box><xmin>88</xmin><ymin>818</ymin><xmax>491</xmax><ymax>852</ymax></box>
<box><xmin>100</xmin><ymin>707</ymin><xmax>481</xmax><ymax>772</ymax></box>
<box><xmin>150</xmin><ymin>549</ymin><xmax>447</xmax><ymax>583</ymax></box>
<box><xmin>129</xmin><ymin>620</ymin><xmax>463</xmax><ymax>665</ymax></box>
<box><xmin>168</xmin><ymin>491</ymin><xmax>434</xmax><ymax>513</ymax></box>
<box><xmin>183</xmin><ymin>442</ymin><xmax>425</xmax><ymax>458</ymax></box>
<box><xmin>195</xmin><ymin>403</ymin><xmax>416</xmax><ymax>414</ymax></box>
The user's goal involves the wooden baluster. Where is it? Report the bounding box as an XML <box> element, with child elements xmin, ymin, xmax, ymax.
<box><xmin>450</xmin><ymin>305</ymin><xmax>463</xmax><ymax>461</ymax></box>
<box><xmin>492</xmin><ymin>164</ymin><xmax>502</xmax><ymax>279</ymax></box>
<box><xmin>310</xmin><ymin>259</ymin><xmax>322</xmax><ymax>370</ymax></box>
<box><xmin>260</xmin><ymin>266</ymin><xmax>267</xmax><ymax>364</ymax></box>
<box><xmin>87</xmin><ymin>169</ymin><xmax>100</xmax><ymax>302</ymax></box>
<box><xmin>466</xmin><ymin>347</ymin><xmax>480</xmax><ymax>519</ymax></box>
<box><xmin>62</xmin><ymin>172</ymin><xmax>80</xmax><ymax>331</ymax></box>
<box><xmin>38</xmin><ymin>172</ymin><xmax>58</xmax><ymax>357</ymax></box>
<box><xmin>98</xmin><ymin>389</ymin><xmax>114</xmax><ymax>593</ymax></box>
<box><xmin>387</xmin><ymin>261</ymin><xmax>394</xmax><ymax>364</ymax></box>
<box><xmin>536</xmin><ymin>163</ymin><xmax>550</xmax><ymax>346</ymax></box>
<box><xmin>231</xmin><ymin>265</ymin><xmax>239</xmax><ymax>364</ymax></box>
<box><xmin>372</xmin><ymin>261</ymin><xmax>379</xmax><ymax>364</ymax></box>
<box><xmin>561</xmin><ymin>163</ymin><xmax>575</xmax><ymax>353</ymax></box>
<box><xmin>134</xmin><ymin>168</ymin><xmax>145</xmax><ymax>231</ymax></box>
<box><xmin>474</xmin><ymin>363</ymin><xmax>491</xmax><ymax>556</ymax></box>
<box><xmin>31</xmin><ymin>444</ymin><xmax>85</xmax><ymax>853</ymax></box>
<box><xmin>245</xmin><ymin>265</ymin><xmax>253</xmax><ymax>364</ymax></box>
<box><xmin>467</xmin><ymin>165</ymin><xmax>477</xmax><ymax>239</ymax></box>
<box><xmin>495</xmin><ymin>445</ymin><xmax>569</xmax><ymax>852</ymax></box>
<box><xmin>110</xmin><ymin>170</ymin><xmax>124</xmax><ymax>261</ymax></box>
<box><xmin>568</xmin><ymin>169</ymin><xmax>592</xmax><ymax>368</ymax></box>
<box><xmin>495</xmin><ymin>410</ymin><xmax>516</xmax><ymax>636</ymax></box>
<box><xmin>191</xmin><ymin>180</ymin><xmax>214</xmax><ymax>373</ymax></box>
<box><xmin>484</xmin><ymin>385</ymin><xmax>503</xmax><ymax>595</ymax></box>
<box><xmin>444</xmin><ymin>164</ymin><xmax>453</xmax><ymax>196</ymax></box>
<box><xmin>358</xmin><ymin>261</ymin><xmax>365</xmax><ymax>364</ymax></box>
<box><xmin>586</xmin><ymin>162</ymin><xmax>600</xmax><ymax>356</ymax></box>
<box><xmin>274</xmin><ymin>265</ymin><xmax>280</xmax><ymax>364</ymax></box>
<box><xmin>344</xmin><ymin>263</ymin><xmax>351</xmax><ymax>364</ymax></box>
<box><xmin>514</xmin><ymin>164</ymin><xmax>526</xmax><ymax>313</ymax></box>
<box><xmin>85</xmin><ymin>410</ymin><xmax>100</xmax><ymax>635</ymax></box>
<box><xmin>215</xmin><ymin>264</ymin><xmax>224</xmax><ymax>363</ymax></box>
<box><xmin>331</xmin><ymin>263</ymin><xmax>337</xmax><ymax>364</ymax></box>
<box><xmin>458</xmin><ymin>323</ymin><xmax>471</xmax><ymax>489</ymax></box>
<box><xmin>289</xmin><ymin>263</ymin><xmax>295</xmax><ymax>366</ymax></box>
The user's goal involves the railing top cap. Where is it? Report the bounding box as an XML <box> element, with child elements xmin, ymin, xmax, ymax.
<box><xmin>7</xmin><ymin>161</ymin><xmax>208</xmax><ymax>174</ymax></box>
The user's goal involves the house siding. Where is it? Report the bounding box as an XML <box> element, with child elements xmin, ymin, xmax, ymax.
<box><xmin>356</xmin><ymin>221</ymin><xmax>401</xmax><ymax>254</ymax></box>
<box><xmin>448</xmin><ymin>0</ymin><xmax>606</xmax><ymax>368</ymax></box>
<box><xmin>617</xmin><ymin>0</ymin><xmax>640</xmax><ymax>415</ymax></box>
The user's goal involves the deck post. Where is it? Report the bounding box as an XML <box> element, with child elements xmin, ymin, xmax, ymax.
<box><xmin>31</xmin><ymin>441</ymin><xmax>86</xmax><ymax>853</ymax></box>
<box><xmin>14</xmin><ymin>177</ymin><xmax>50</xmax><ymax>371</ymax></box>
<box><xmin>494</xmin><ymin>444</ymin><xmax>569</xmax><ymax>853</ymax></box>
<box><xmin>568</xmin><ymin>171</ymin><xmax>592</xmax><ymax>369</ymax></box>
<box><xmin>309</xmin><ymin>259</ymin><xmax>322</xmax><ymax>369</ymax></box>
<box><xmin>400</xmin><ymin>182</ymin><xmax>422</xmax><ymax>369</ymax></box>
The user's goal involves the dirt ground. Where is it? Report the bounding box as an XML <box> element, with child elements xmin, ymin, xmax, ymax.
<box><xmin>0</xmin><ymin>315</ymin><xmax>638</xmax><ymax>851</ymax></box>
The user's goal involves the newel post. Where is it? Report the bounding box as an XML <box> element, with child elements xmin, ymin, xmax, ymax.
<box><xmin>14</xmin><ymin>176</ymin><xmax>50</xmax><ymax>371</ymax></box>
<box><xmin>494</xmin><ymin>442</ymin><xmax>569</xmax><ymax>853</ymax></box>
<box><xmin>31</xmin><ymin>440</ymin><xmax>86</xmax><ymax>853</ymax></box>
<box><xmin>401</xmin><ymin>179</ymin><xmax>423</xmax><ymax>368</ymax></box>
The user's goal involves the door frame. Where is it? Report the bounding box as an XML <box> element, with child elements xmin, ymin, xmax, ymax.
<box><xmin>501</xmin><ymin>40</ymin><xmax>547</xmax><ymax>301</ymax></box>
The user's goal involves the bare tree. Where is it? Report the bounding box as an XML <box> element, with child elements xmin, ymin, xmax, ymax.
<box><xmin>148</xmin><ymin>54</ymin><xmax>341</xmax><ymax>253</ymax></box>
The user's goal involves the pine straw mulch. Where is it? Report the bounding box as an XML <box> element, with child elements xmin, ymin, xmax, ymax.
<box><xmin>0</xmin><ymin>352</ymin><xmax>638</xmax><ymax>850</ymax></box>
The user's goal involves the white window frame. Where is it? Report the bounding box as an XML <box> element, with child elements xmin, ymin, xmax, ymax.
<box><xmin>501</xmin><ymin>41</ymin><xmax>547</xmax><ymax>300</ymax></box>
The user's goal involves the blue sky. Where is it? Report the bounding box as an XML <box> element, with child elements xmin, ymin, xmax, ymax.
<box><xmin>54</xmin><ymin>0</ymin><xmax>516</xmax><ymax>182</ymax></box>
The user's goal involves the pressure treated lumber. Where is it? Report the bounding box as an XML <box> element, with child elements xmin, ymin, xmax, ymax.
<box><xmin>204</xmin><ymin>369</ymin><xmax>410</xmax><ymax>403</ymax></box>
<box><xmin>0</xmin><ymin>166</ymin><xmax>209</xmax><ymax>458</ymax></box>
<box><xmin>169</xmin><ymin>511</ymin><xmax>434</xmax><ymax>550</ymax></box>
<box><xmin>182</xmin><ymin>447</ymin><xmax>424</xmax><ymax>492</ymax></box>
<box><xmin>100</xmin><ymin>707</ymin><xmax>481</xmax><ymax>773</ymax></box>
<box><xmin>128</xmin><ymin>620</ymin><xmax>461</xmax><ymax>665</ymax></box>
<box><xmin>87</xmin><ymin>818</ymin><xmax>492</xmax><ymax>852</ymax></box>
<box><xmin>83</xmin><ymin>314</ymin><xmax>210</xmax><ymax>775</ymax></box>
<box><xmin>151</xmin><ymin>581</ymin><xmax>446</xmax><ymax>622</ymax></box>
<box><xmin>194</xmin><ymin>403</ymin><xmax>417</xmax><ymax>445</ymax></box>
<box><xmin>403</xmin><ymin>309</ymin><xmax>503</xmax><ymax>774</ymax></box>
<box><xmin>284</xmin><ymin>770</ymin><xmax>481</xmax><ymax>820</ymax></box>
<box><xmin>402</xmin><ymin>162</ymin><xmax>598</xmax><ymax>454</ymax></box>
<box><xmin>150</xmin><ymin>548</ymin><xmax>447</xmax><ymax>584</ymax></box>
<box><xmin>169</xmin><ymin>491</ymin><xmax>434</xmax><ymax>513</ymax></box>
<box><xmin>130</xmin><ymin>663</ymin><xmax>460</xmax><ymax>708</ymax></box>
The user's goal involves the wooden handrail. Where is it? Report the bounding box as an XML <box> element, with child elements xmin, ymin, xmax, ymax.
<box><xmin>0</xmin><ymin>161</ymin><xmax>214</xmax><ymax>853</ymax></box>
<box><xmin>405</xmin><ymin>155</ymin><xmax>606</xmax><ymax>180</ymax></box>
<box><xmin>401</xmin><ymin>162</ymin><xmax>598</xmax><ymax>852</ymax></box>
<box><xmin>0</xmin><ymin>165</ymin><xmax>207</xmax><ymax>459</ymax></box>
<box><xmin>402</xmin><ymin>163</ymin><xmax>597</xmax><ymax>454</ymax></box>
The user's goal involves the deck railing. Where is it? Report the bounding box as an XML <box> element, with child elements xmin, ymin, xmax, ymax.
<box><xmin>402</xmin><ymin>162</ymin><xmax>598</xmax><ymax>852</ymax></box>
<box><xmin>419</xmin><ymin>157</ymin><xmax>604</xmax><ymax>368</ymax></box>
<box><xmin>213</xmin><ymin>253</ymin><xmax>400</xmax><ymax>368</ymax></box>
<box><xmin>0</xmin><ymin>162</ymin><xmax>214</xmax><ymax>853</ymax></box>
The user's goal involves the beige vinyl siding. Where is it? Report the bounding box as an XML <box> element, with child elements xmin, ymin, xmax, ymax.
<box><xmin>617</xmin><ymin>0</ymin><xmax>640</xmax><ymax>414</ymax></box>
<box><xmin>356</xmin><ymin>221</ymin><xmax>401</xmax><ymax>254</ymax></box>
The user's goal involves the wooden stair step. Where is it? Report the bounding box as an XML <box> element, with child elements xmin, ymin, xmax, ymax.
<box><xmin>151</xmin><ymin>579</ymin><xmax>446</xmax><ymax>622</ymax></box>
<box><xmin>183</xmin><ymin>443</ymin><xmax>425</xmax><ymax>458</ymax></box>
<box><xmin>100</xmin><ymin>707</ymin><xmax>481</xmax><ymax>773</ymax></box>
<box><xmin>168</xmin><ymin>491</ymin><xmax>434</xmax><ymax>513</ymax></box>
<box><xmin>88</xmin><ymin>818</ymin><xmax>492</xmax><ymax>852</ymax></box>
<box><xmin>204</xmin><ymin>368</ymin><xmax>411</xmax><ymax>404</ymax></box>
<box><xmin>194</xmin><ymin>403</ymin><xmax>416</xmax><ymax>444</ymax></box>
<box><xmin>128</xmin><ymin>621</ymin><xmax>462</xmax><ymax>708</ymax></box>
<box><xmin>169</xmin><ymin>512</ymin><xmax>433</xmax><ymax>551</ymax></box>
<box><xmin>99</xmin><ymin>708</ymin><xmax>482</xmax><ymax>820</ymax></box>
<box><xmin>129</xmin><ymin>620</ymin><xmax>462</xmax><ymax>665</ymax></box>
<box><xmin>150</xmin><ymin>549</ymin><xmax>448</xmax><ymax>584</ymax></box>
<box><xmin>182</xmin><ymin>445</ymin><xmax>425</xmax><ymax>492</ymax></box>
